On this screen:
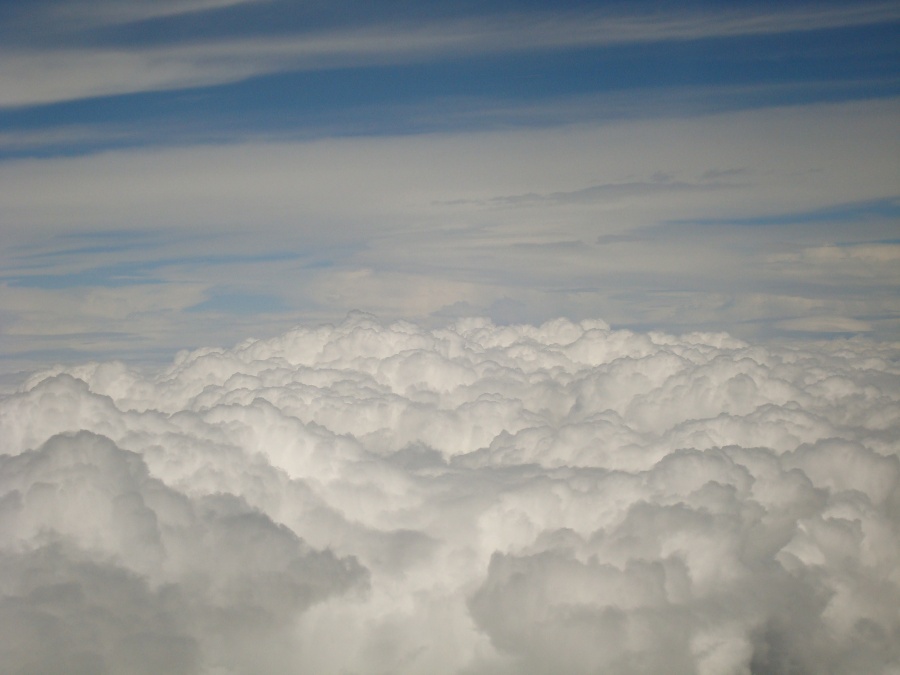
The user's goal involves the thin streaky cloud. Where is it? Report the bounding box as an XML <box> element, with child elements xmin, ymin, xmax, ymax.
<box><xmin>3</xmin><ymin>2</ymin><xmax>899</xmax><ymax>107</ymax></box>
<box><xmin>31</xmin><ymin>0</ymin><xmax>269</xmax><ymax>28</ymax></box>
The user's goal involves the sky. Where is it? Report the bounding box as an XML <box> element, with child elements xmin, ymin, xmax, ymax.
<box><xmin>0</xmin><ymin>0</ymin><xmax>899</xmax><ymax>378</ymax></box>
<box><xmin>1</xmin><ymin>3</ymin><xmax>900</xmax><ymax>674</ymax></box>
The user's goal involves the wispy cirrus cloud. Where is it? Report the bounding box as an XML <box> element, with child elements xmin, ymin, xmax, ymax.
<box><xmin>6</xmin><ymin>0</ymin><xmax>269</xmax><ymax>32</ymax></box>
<box><xmin>3</xmin><ymin>2</ymin><xmax>899</xmax><ymax>107</ymax></box>
<box><xmin>0</xmin><ymin>97</ymin><xmax>897</xmax><ymax>371</ymax></box>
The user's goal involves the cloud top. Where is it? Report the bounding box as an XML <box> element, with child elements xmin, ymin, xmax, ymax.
<box><xmin>2</xmin><ymin>314</ymin><xmax>899</xmax><ymax>673</ymax></box>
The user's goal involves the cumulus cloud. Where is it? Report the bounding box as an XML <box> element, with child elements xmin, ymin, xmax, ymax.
<box><xmin>2</xmin><ymin>314</ymin><xmax>899</xmax><ymax>674</ymax></box>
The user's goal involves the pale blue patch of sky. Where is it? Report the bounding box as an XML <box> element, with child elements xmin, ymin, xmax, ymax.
<box><xmin>669</xmin><ymin>198</ymin><xmax>900</xmax><ymax>228</ymax></box>
<box><xmin>3</xmin><ymin>251</ymin><xmax>306</xmax><ymax>288</ymax></box>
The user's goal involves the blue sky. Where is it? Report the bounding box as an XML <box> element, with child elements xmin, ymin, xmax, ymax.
<box><xmin>1</xmin><ymin>0</ymin><xmax>899</xmax><ymax>375</ymax></box>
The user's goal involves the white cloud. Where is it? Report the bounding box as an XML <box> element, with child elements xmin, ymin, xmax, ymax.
<box><xmin>55</xmin><ymin>0</ymin><xmax>270</xmax><ymax>26</ymax></box>
<box><xmin>0</xmin><ymin>428</ymin><xmax>366</xmax><ymax>674</ymax></box>
<box><xmin>2</xmin><ymin>314</ymin><xmax>899</xmax><ymax>673</ymax></box>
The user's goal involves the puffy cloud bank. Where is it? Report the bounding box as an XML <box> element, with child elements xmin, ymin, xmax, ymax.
<box><xmin>2</xmin><ymin>314</ymin><xmax>899</xmax><ymax>674</ymax></box>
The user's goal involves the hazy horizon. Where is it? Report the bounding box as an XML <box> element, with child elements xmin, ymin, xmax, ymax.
<box><xmin>1</xmin><ymin>0</ymin><xmax>899</xmax><ymax>378</ymax></box>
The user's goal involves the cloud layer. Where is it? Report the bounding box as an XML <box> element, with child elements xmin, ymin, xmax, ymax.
<box><xmin>3</xmin><ymin>98</ymin><xmax>898</xmax><ymax>376</ymax></box>
<box><xmin>2</xmin><ymin>314</ymin><xmax>898</xmax><ymax>673</ymax></box>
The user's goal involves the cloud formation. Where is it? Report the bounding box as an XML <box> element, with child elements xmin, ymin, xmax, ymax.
<box><xmin>1</xmin><ymin>314</ymin><xmax>898</xmax><ymax>673</ymax></box>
